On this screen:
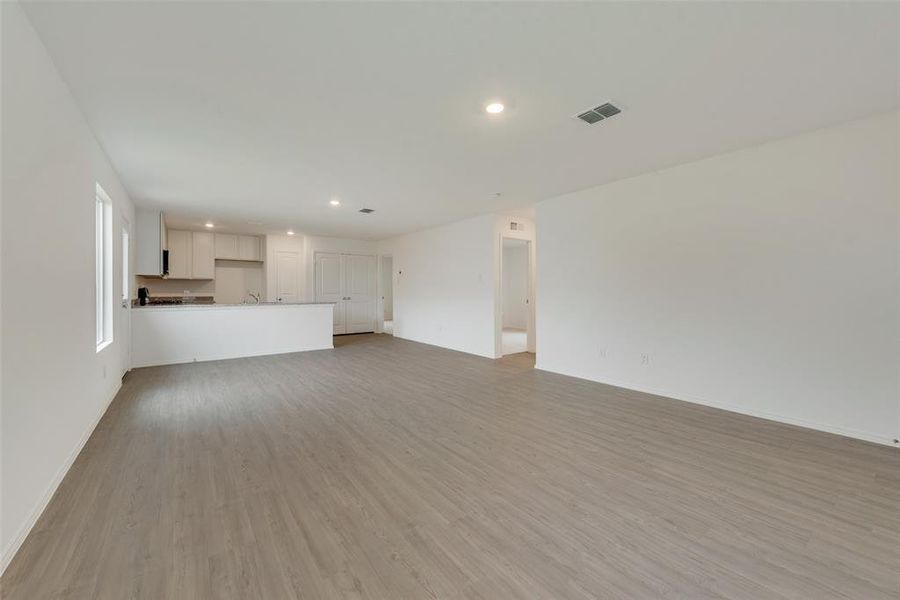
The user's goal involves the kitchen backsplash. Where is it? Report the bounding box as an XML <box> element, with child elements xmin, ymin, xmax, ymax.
<box><xmin>134</xmin><ymin>276</ymin><xmax>216</xmax><ymax>298</ymax></box>
<box><xmin>134</xmin><ymin>259</ymin><xmax>263</xmax><ymax>304</ymax></box>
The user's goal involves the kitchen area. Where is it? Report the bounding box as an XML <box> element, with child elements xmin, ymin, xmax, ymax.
<box><xmin>135</xmin><ymin>209</ymin><xmax>267</xmax><ymax>306</ymax></box>
<box><xmin>130</xmin><ymin>209</ymin><xmax>337</xmax><ymax>367</ymax></box>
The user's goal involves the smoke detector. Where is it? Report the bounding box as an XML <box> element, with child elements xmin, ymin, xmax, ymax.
<box><xmin>576</xmin><ymin>102</ymin><xmax>621</xmax><ymax>125</ymax></box>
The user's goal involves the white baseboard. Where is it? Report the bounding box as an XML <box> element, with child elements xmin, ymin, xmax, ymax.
<box><xmin>535</xmin><ymin>361</ymin><xmax>898</xmax><ymax>448</ymax></box>
<box><xmin>393</xmin><ymin>333</ymin><xmax>496</xmax><ymax>359</ymax></box>
<box><xmin>0</xmin><ymin>381</ymin><xmax>122</xmax><ymax>575</ymax></box>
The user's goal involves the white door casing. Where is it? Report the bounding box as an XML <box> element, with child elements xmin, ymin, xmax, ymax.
<box><xmin>316</xmin><ymin>252</ymin><xmax>345</xmax><ymax>334</ymax></box>
<box><xmin>346</xmin><ymin>254</ymin><xmax>376</xmax><ymax>333</ymax></box>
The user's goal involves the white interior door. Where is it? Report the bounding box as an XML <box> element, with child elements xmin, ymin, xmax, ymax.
<box><xmin>314</xmin><ymin>252</ymin><xmax>375</xmax><ymax>334</ymax></box>
<box><xmin>345</xmin><ymin>254</ymin><xmax>376</xmax><ymax>333</ymax></box>
<box><xmin>275</xmin><ymin>251</ymin><xmax>300</xmax><ymax>303</ymax></box>
<box><xmin>315</xmin><ymin>252</ymin><xmax>345</xmax><ymax>334</ymax></box>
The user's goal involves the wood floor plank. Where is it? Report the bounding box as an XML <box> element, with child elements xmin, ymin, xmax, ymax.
<box><xmin>2</xmin><ymin>334</ymin><xmax>898</xmax><ymax>599</ymax></box>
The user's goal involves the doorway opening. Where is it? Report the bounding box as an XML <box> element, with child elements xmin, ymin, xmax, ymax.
<box><xmin>381</xmin><ymin>255</ymin><xmax>393</xmax><ymax>335</ymax></box>
<box><xmin>500</xmin><ymin>237</ymin><xmax>533</xmax><ymax>356</ymax></box>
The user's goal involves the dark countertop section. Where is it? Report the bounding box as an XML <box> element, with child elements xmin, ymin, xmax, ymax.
<box><xmin>132</xmin><ymin>296</ymin><xmax>215</xmax><ymax>307</ymax></box>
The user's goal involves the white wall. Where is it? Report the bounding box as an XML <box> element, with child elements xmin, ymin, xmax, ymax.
<box><xmin>1</xmin><ymin>1</ymin><xmax>136</xmax><ymax>571</ymax></box>
<box><xmin>502</xmin><ymin>241</ymin><xmax>529</xmax><ymax>329</ymax></box>
<box><xmin>380</xmin><ymin>215</ymin><xmax>498</xmax><ymax>358</ymax></box>
<box><xmin>378</xmin><ymin>214</ymin><xmax>536</xmax><ymax>357</ymax></box>
<box><xmin>537</xmin><ymin>111</ymin><xmax>900</xmax><ymax>446</ymax></box>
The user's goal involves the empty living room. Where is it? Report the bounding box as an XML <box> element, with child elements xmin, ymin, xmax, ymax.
<box><xmin>2</xmin><ymin>1</ymin><xmax>899</xmax><ymax>598</ymax></box>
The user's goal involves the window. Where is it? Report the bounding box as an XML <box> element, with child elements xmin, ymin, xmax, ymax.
<box><xmin>95</xmin><ymin>184</ymin><xmax>113</xmax><ymax>351</ymax></box>
<box><xmin>122</xmin><ymin>225</ymin><xmax>130</xmax><ymax>305</ymax></box>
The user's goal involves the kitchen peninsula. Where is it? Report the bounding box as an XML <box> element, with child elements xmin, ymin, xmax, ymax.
<box><xmin>131</xmin><ymin>302</ymin><xmax>334</xmax><ymax>367</ymax></box>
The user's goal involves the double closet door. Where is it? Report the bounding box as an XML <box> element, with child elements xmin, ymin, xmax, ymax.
<box><xmin>315</xmin><ymin>253</ymin><xmax>376</xmax><ymax>334</ymax></box>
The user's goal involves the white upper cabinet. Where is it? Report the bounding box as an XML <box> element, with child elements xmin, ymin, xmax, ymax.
<box><xmin>215</xmin><ymin>233</ymin><xmax>260</xmax><ymax>261</ymax></box>
<box><xmin>191</xmin><ymin>231</ymin><xmax>215</xmax><ymax>279</ymax></box>
<box><xmin>135</xmin><ymin>209</ymin><xmax>166</xmax><ymax>276</ymax></box>
<box><xmin>166</xmin><ymin>230</ymin><xmax>191</xmax><ymax>279</ymax></box>
<box><xmin>238</xmin><ymin>235</ymin><xmax>260</xmax><ymax>261</ymax></box>
<box><xmin>166</xmin><ymin>230</ymin><xmax>214</xmax><ymax>280</ymax></box>
<box><xmin>166</xmin><ymin>230</ymin><xmax>262</xmax><ymax>280</ymax></box>
<box><xmin>215</xmin><ymin>233</ymin><xmax>239</xmax><ymax>259</ymax></box>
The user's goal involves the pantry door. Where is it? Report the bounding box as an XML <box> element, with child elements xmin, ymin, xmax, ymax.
<box><xmin>315</xmin><ymin>252</ymin><xmax>346</xmax><ymax>334</ymax></box>
<box><xmin>344</xmin><ymin>254</ymin><xmax>376</xmax><ymax>334</ymax></box>
<box><xmin>314</xmin><ymin>252</ymin><xmax>376</xmax><ymax>334</ymax></box>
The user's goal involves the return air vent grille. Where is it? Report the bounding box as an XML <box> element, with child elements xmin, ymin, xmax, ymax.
<box><xmin>576</xmin><ymin>102</ymin><xmax>621</xmax><ymax>125</ymax></box>
<box><xmin>359</xmin><ymin>208</ymin><xmax>375</xmax><ymax>214</ymax></box>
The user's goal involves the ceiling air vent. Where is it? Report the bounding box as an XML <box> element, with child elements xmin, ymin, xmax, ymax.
<box><xmin>359</xmin><ymin>208</ymin><xmax>375</xmax><ymax>214</ymax></box>
<box><xmin>576</xmin><ymin>102</ymin><xmax>621</xmax><ymax>125</ymax></box>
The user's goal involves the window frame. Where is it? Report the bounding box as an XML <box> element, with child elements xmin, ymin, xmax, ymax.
<box><xmin>121</xmin><ymin>223</ymin><xmax>130</xmax><ymax>306</ymax></box>
<box><xmin>95</xmin><ymin>184</ymin><xmax>114</xmax><ymax>352</ymax></box>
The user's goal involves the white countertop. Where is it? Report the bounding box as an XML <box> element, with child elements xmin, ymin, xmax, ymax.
<box><xmin>134</xmin><ymin>302</ymin><xmax>334</xmax><ymax>312</ymax></box>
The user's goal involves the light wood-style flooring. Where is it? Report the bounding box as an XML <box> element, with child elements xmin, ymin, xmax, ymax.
<box><xmin>2</xmin><ymin>334</ymin><xmax>899</xmax><ymax>599</ymax></box>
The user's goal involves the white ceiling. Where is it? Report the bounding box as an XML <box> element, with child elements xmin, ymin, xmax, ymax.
<box><xmin>22</xmin><ymin>2</ymin><xmax>900</xmax><ymax>240</ymax></box>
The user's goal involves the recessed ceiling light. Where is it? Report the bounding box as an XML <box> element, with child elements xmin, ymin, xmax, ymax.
<box><xmin>330</xmin><ymin>199</ymin><xmax>341</xmax><ymax>206</ymax></box>
<box><xmin>485</xmin><ymin>102</ymin><xmax>504</xmax><ymax>114</ymax></box>
<box><xmin>287</xmin><ymin>230</ymin><xmax>295</xmax><ymax>236</ymax></box>
<box><xmin>205</xmin><ymin>222</ymin><xmax>215</xmax><ymax>228</ymax></box>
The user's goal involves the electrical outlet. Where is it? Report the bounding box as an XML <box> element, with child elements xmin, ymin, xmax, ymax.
<box><xmin>102</xmin><ymin>365</ymin><xmax>107</xmax><ymax>378</ymax></box>
<box><xmin>598</xmin><ymin>347</ymin><xmax>607</xmax><ymax>359</ymax></box>
<box><xmin>641</xmin><ymin>353</ymin><xmax>650</xmax><ymax>365</ymax></box>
